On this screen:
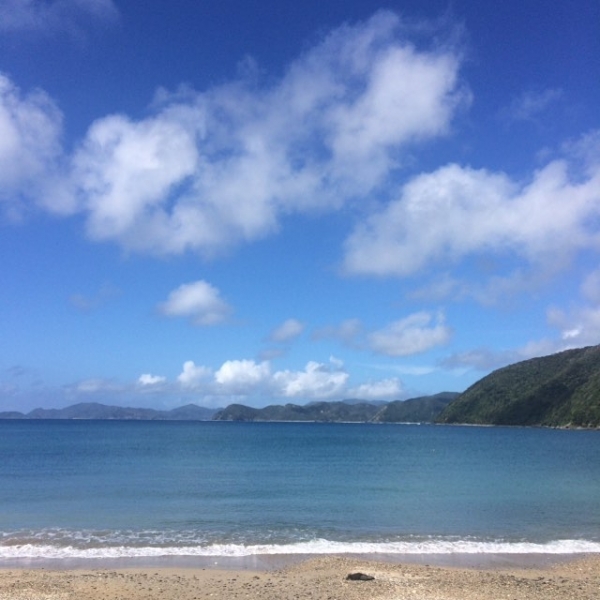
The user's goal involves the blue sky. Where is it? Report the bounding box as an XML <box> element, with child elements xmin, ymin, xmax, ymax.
<box><xmin>1</xmin><ymin>0</ymin><xmax>599</xmax><ymax>411</ymax></box>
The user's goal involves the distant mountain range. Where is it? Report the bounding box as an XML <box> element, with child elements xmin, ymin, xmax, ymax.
<box><xmin>3</xmin><ymin>346</ymin><xmax>599</xmax><ymax>427</ymax></box>
<box><xmin>0</xmin><ymin>402</ymin><xmax>219</xmax><ymax>421</ymax></box>
<box><xmin>0</xmin><ymin>394</ymin><xmax>458</xmax><ymax>423</ymax></box>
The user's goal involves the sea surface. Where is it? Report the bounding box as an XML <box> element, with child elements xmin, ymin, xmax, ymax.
<box><xmin>1</xmin><ymin>420</ymin><xmax>600</xmax><ymax>564</ymax></box>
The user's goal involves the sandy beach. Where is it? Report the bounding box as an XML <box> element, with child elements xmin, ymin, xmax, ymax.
<box><xmin>1</xmin><ymin>554</ymin><xmax>599</xmax><ymax>600</ymax></box>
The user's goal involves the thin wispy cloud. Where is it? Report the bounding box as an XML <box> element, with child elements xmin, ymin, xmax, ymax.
<box><xmin>315</xmin><ymin>313</ymin><xmax>451</xmax><ymax>357</ymax></box>
<box><xmin>503</xmin><ymin>88</ymin><xmax>563</xmax><ymax>122</ymax></box>
<box><xmin>0</xmin><ymin>0</ymin><xmax>119</xmax><ymax>35</ymax></box>
<box><xmin>269</xmin><ymin>318</ymin><xmax>305</xmax><ymax>343</ymax></box>
<box><xmin>367</xmin><ymin>312</ymin><xmax>452</xmax><ymax>357</ymax></box>
<box><xmin>69</xmin><ymin>283</ymin><xmax>120</xmax><ymax>312</ymax></box>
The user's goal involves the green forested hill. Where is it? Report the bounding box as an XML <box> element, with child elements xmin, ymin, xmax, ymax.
<box><xmin>213</xmin><ymin>394</ymin><xmax>459</xmax><ymax>422</ymax></box>
<box><xmin>373</xmin><ymin>392</ymin><xmax>459</xmax><ymax>423</ymax></box>
<box><xmin>437</xmin><ymin>345</ymin><xmax>600</xmax><ymax>427</ymax></box>
<box><xmin>213</xmin><ymin>401</ymin><xmax>382</xmax><ymax>422</ymax></box>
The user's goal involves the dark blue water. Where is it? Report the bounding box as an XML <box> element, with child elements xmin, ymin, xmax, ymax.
<box><xmin>1</xmin><ymin>420</ymin><xmax>599</xmax><ymax>559</ymax></box>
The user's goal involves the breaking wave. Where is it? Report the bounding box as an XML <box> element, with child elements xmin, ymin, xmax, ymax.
<box><xmin>2</xmin><ymin>532</ymin><xmax>600</xmax><ymax>560</ymax></box>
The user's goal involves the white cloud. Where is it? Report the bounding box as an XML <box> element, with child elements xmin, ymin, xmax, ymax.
<box><xmin>0</xmin><ymin>0</ymin><xmax>118</xmax><ymax>35</ymax></box>
<box><xmin>214</xmin><ymin>359</ymin><xmax>271</xmax><ymax>393</ymax></box>
<box><xmin>273</xmin><ymin>358</ymin><xmax>349</xmax><ymax>399</ymax></box>
<box><xmin>269</xmin><ymin>318</ymin><xmax>304</xmax><ymax>343</ymax></box>
<box><xmin>348</xmin><ymin>378</ymin><xmax>403</xmax><ymax>400</ymax></box>
<box><xmin>314</xmin><ymin>315</ymin><xmax>451</xmax><ymax>358</ymax></box>
<box><xmin>368</xmin><ymin>311</ymin><xmax>451</xmax><ymax>356</ymax></box>
<box><xmin>0</xmin><ymin>73</ymin><xmax>70</xmax><ymax>218</ymax></box>
<box><xmin>177</xmin><ymin>360</ymin><xmax>212</xmax><ymax>387</ymax></box>
<box><xmin>547</xmin><ymin>305</ymin><xmax>600</xmax><ymax>348</ymax></box>
<box><xmin>43</xmin><ymin>11</ymin><xmax>463</xmax><ymax>256</ymax></box>
<box><xmin>20</xmin><ymin>356</ymin><xmax>409</xmax><ymax>407</ymax></box>
<box><xmin>159</xmin><ymin>280</ymin><xmax>232</xmax><ymax>326</ymax></box>
<box><xmin>138</xmin><ymin>373</ymin><xmax>166</xmax><ymax>386</ymax></box>
<box><xmin>72</xmin><ymin>112</ymin><xmax>200</xmax><ymax>248</ymax></box>
<box><xmin>176</xmin><ymin>356</ymin><xmax>351</xmax><ymax>400</ymax></box>
<box><xmin>343</xmin><ymin>139</ymin><xmax>600</xmax><ymax>282</ymax></box>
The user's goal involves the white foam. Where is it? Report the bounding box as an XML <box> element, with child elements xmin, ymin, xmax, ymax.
<box><xmin>2</xmin><ymin>539</ymin><xmax>600</xmax><ymax>559</ymax></box>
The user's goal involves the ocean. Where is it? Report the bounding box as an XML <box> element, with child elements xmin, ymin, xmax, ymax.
<box><xmin>1</xmin><ymin>420</ymin><xmax>599</xmax><ymax>564</ymax></box>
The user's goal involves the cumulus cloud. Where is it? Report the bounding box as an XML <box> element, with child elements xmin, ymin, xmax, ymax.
<box><xmin>72</xmin><ymin>111</ymin><xmax>201</xmax><ymax>249</ymax></box>
<box><xmin>0</xmin><ymin>0</ymin><xmax>118</xmax><ymax>35</ymax></box>
<box><xmin>367</xmin><ymin>311</ymin><xmax>451</xmax><ymax>356</ymax></box>
<box><xmin>343</xmin><ymin>139</ymin><xmax>600</xmax><ymax>283</ymax></box>
<box><xmin>173</xmin><ymin>356</ymin><xmax>384</xmax><ymax>401</ymax></box>
<box><xmin>272</xmin><ymin>357</ymin><xmax>349</xmax><ymax>399</ymax></box>
<box><xmin>159</xmin><ymin>280</ymin><xmax>232</xmax><ymax>326</ymax></box>
<box><xmin>8</xmin><ymin>10</ymin><xmax>462</xmax><ymax>255</ymax></box>
<box><xmin>1</xmin><ymin>358</ymin><xmax>405</xmax><ymax>410</ymax></box>
<box><xmin>214</xmin><ymin>359</ymin><xmax>271</xmax><ymax>393</ymax></box>
<box><xmin>138</xmin><ymin>373</ymin><xmax>166</xmax><ymax>386</ymax></box>
<box><xmin>177</xmin><ymin>360</ymin><xmax>212</xmax><ymax>387</ymax></box>
<box><xmin>0</xmin><ymin>74</ymin><xmax>70</xmax><ymax>219</ymax></box>
<box><xmin>269</xmin><ymin>318</ymin><xmax>304</xmax><ymax>343</ymax></box>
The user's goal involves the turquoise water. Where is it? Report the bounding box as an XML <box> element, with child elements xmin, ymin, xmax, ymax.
<box><xmin>1</xmin><ymin>420</ymin><xmax>599</xmax><ymax>560</ymax></box>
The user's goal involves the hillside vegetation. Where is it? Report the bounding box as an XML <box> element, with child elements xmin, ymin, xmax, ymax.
<box><xmin>213</xmin><ymin>394</ymin><xmax>459</xmax><ymax>422</ymax></box>
<box><xmin>438</xmin><ymin>345</ymin><xmax>600</xmax><ymax>427</ymax></box>
<box><xmin>213</xmin><ymin>401</ymin><xmax>382</xmax><ymax>422</ymax></box>
<box><xmin>373</xmin><ymin>393</ymin><xmax>458</xmax><ymax>423</ymax></box>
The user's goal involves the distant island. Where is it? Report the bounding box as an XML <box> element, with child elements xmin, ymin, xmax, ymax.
<box><xmin>2</xmin><ymin>345</ymin><xmax>599</xmax><ymax>427</ymax></box>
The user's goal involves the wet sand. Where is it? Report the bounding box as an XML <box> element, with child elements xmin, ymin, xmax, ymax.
<box><xmin>1</xmin><ymin>554</ymin><xmax>599</xmax><ymax>600</ymax></box>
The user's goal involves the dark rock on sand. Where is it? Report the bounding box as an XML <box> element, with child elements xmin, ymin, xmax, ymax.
<box><xmin>346</xmin><ymin>573</ymin><xmax>375</xmax><ymax>581</ymax></box>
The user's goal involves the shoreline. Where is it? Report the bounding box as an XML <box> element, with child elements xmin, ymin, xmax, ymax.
<box><xmin>0</xmin><ymin>554</ymin><xmax>598</xmax><ymax>600</ymax></box>
<box><xmin>0</xmin><ymin>551</ymin><xmax>592</xmax><ymax>571</ymax></box>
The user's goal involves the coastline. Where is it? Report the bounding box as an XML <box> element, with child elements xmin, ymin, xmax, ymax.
<box><xmin>1</xmin><ymin>554</ymin><xmax>598</xmax><ymax>600</ymax></box>
<box><xmin>0</xmin><ymin>551</ymin><xmax>588</xmax><ymax>571</ymax></box>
